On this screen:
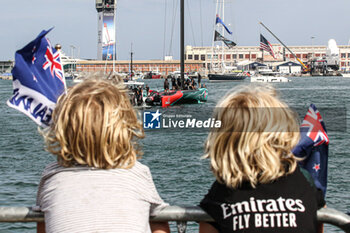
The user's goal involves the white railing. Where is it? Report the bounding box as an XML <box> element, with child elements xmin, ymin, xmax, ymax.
<box><xmin>0</xmin><ymin>206</ymin><xmax>349</xmax><ymax>233</ymax></box>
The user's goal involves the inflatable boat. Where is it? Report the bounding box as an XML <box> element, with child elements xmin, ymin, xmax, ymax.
<box><xmin>146</xmin><ymin>88</ymin><xmax>208</xmax><ymax>108</ymax></box>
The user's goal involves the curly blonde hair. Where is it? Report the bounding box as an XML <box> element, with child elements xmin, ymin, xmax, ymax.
<box><xmin>204</xmin><ymin>84</ymin><xmax>300</xmax><ymax>189</ymax></box>
<box><xmin>43</xmin><ymin>78</ymin><xmax>144</xmax><ymax>169</ymax></box>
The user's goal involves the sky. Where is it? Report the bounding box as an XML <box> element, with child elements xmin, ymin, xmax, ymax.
<box><xmin>1</xmin><ymin>0</ymin><xmax>350</xmax><ymax>61</ymax></box>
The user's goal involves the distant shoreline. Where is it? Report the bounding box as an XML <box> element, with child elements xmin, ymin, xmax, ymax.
<box><xmin>0</xmin><ymin>75</ymin><xmax>12</xmax><ymax>80</ymax></box>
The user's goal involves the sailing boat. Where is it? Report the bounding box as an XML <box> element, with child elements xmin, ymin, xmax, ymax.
<box><xmin>145</xmin><ymin>0</ymin><xmax>208</xmax><ymax>108</ymax></box>
<box><xmin>208</xmin><ymin>0</ymin><xmax>247</xmax><ymax>81</ymax></box>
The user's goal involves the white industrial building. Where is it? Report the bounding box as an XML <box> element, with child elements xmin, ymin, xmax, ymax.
<box><xmin>185</xmin><ymin>43</ymin><xmax>350</xmax><ymax>74</ymax></box>
<box><xmin>276</xmin><ymin>62</ymin><xmax>302</xmax><ymax>74</ymax></box>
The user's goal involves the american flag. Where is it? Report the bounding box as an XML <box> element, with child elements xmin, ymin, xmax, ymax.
<box><xmin>292</xmin><ymin>104</ymin><xmax>329</xmax><ymax>196</ymax></box>
<box><xmin>260</xmin><ymin>34</ymin><xmax>275</xmax><ymax>59</ymax></box>
<box><xmin>7</xmin><ymin>29</ymin><xmax>66</xmax><ymax>127</ymax></box>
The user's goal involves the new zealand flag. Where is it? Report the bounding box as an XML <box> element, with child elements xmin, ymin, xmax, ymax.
<box><xmin>292</xmin><ymin>104</ymin><xmax>329</xmax><ymax>196</ymax></box>
<box><xmin>7</xmin><ymin>29</ymin><xmax>66</xmax><ymax>127</ymax></box>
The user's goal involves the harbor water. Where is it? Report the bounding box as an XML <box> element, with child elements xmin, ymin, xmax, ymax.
<box><xmin>0</xmin><ymin>77</ymin><xmax>349</xmax><ymax>232</ymax></box>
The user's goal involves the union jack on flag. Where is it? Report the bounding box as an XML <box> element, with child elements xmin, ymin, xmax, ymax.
<box><xmin>300</xmin><ymin>104</ymin><xmax>329</xmax><ymax>146</ymax></box>
<box><xmin>7</xmin><ymin>28</ymin><xmax>66</xmax><ymax>127</ymax></box>
<box><xmin>42</xmin><ymin>38</ymin><xmax>64</xmax><ymax>83</ymax></box>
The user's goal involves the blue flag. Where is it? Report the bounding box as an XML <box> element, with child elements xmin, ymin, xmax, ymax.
<box><xmin>7</xmin><ymin>29</ymin><xmax>66</xmax><ymax>127</ymax></box>
<box><xmin>292</xmin><ymin>104</ymin><xmax>329</xmax><ymax>196</ymax></box>
<box><xmin>215</xmin><ymin>15</ymin><xmax>232</xmax><ymax>35</ymax></box>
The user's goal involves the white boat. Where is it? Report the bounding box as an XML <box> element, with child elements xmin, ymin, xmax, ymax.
<box><xmin>341</xmin><ymin>73</ymin><xmax>350</xmax><ymax>78</ymax></box>
<box><xmin>133</xmin><ymin>72</ymin><xmax>144</xmax><ymax>80</ymax></box>
<box><xmin>169</xmin><ymin>70</ymin><xmax>189</xmax><ymax>80</ymax></box>
<box><xmin>250</xmin><ymin>66</ymin><xmax>290</xmax><ymax>83</ymax></box>
<box><xmin>250</xmin><ymin>76</ymin><xmax>290</xmax><ymax>83</ymax></box>
<box><xmin>124</xmin><ymin>80</ymin><xmax>145</xmax><ymax>86</ymax></box>
<box><xmin>72</xmin><ymin>78</ymin><xmax>83</xmax><ymax>83</ymax></box>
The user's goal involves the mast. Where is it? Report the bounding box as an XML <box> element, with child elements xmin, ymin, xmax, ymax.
<box><xmin>180</xmin><ymin>0</ymin><xmax>185</xmax><ymax>88</ymax></box>
<box><xmin>130</xmin><ymin>43</ymin><xmax>133</xmax><ymax>80</ymax></box>
<box><xmin>221</xmin><ymin>0</ymin><xmax>225</xmax><ymax>70</ymax></box>
<box><xmin>113</xmin><ymin>0</ymin><xmax>117</xmax><ymax>73</ymax></box>
<box><xmin>210</xmin><ymin>0</ymin><xmax>219</xmax><ymax>73</ymax></box>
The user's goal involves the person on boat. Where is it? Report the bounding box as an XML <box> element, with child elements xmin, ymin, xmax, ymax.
<box><xmin>36</xmin><ymin>79</ymin><xmax>170</xmax><ymax>233</ymax></box>
<box><xmin>128</xmin><ymin>86</ymin><xmax>136</xmax><ymax>106</ymax></box>
<box><xmin>177</xmin><ymin>76</ymin><xmax>181</xmax><ymax>89</ymax></box>
<box><xmin>191</xmin><ymin>78</ymin><xmax>197</xmax><ymax>90</ymax></box>
<box><xmin>199</xmin><ymin>85</ymin><xmax>325</xmax><ymax>233</ymax></box>
<box><xmin>135</xmin><ymin>88</ymin><xmax>140</xmax><ymax>105</ymax></box>
<box><xmin>183</xmin><ymin>83</ymin><xmax>189</xmax><ymax>90</ymax></box>
<box><xmin>198</xmin><ymin>72</ymin><xmax>202</xmax><ymax>87</ymax></box>
<box><xmin>145</xmin><ymin>84</ymin><xmax>150</xmax><ymax>96</ymax></box>
<box><xmin>136</xmin><ymin>87</ymin><xmax>143</xmax><ymax>106</ymax></box>
<box><xmin>164</xmin><ymin>78</ymin><xmax>170</xmax><ymax>92</ymax></box>
<box><xmin>132</xmin><ymin>87</ymin><xmax>139</xmax><ymax>106</ymax></box>
<box><xmin>192</xmin><ymin>77</ymin><xmax>197</xmax><ymax>86</ymax></box>
<box><xmin>171</xmin><ymin>75</ymin><xmax>176</xmax><ymax>89</ymax></box>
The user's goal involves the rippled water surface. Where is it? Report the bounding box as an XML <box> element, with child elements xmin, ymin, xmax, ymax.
<box><xmin>0</xmin><ymin>77</ymin><xmax>349</xmax><ymax>232</ymax></box>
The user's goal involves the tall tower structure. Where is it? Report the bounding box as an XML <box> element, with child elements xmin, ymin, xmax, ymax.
<box><xmin>96</xmin><ymin>0</ymin><xmax>117</xmax><ymax>60</ymax></box>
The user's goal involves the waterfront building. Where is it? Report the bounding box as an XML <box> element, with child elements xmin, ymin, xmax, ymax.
<box><xmin>0</xmin><ymin>61</ymin><xmax>14</xmax><ymax>73</ymax></box>
<box><xmin>4</xmin><ymin>44</ymin><xmax>350</xmax><ymax>78</ymax></box>
<box><xmin>276</xmin><ymin>61</ymin><xmax>302</xmax><ymax>74</ymax></box>
<box><xmin>75</xmin><ymin>59</ymin><xmax>204</xmax><ymax>76</ymax></box>
<box><xmin>185</xmin><ymin>44</ymin><xmax>350</xmax><ymax>73</ymax></box>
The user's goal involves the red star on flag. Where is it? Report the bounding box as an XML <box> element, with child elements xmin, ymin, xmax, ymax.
<box><xmin>32</xmin><ymin>74</ymin><xmax>37</xmax><ymax>82</ymax></box>
<box><xmin>312</xmin><ymin>163</ymin><xmax>320</xmax><ymax>172</ymax></box>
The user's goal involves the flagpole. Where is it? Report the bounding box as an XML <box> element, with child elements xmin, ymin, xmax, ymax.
<box><xmin>55</xmin><ymin>44</ymin><xmax>67</xmax><ymax>92</ymax></box>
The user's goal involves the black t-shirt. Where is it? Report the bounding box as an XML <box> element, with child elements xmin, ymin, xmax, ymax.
<box><xmin>200</xmin><ymin>167</ymin><xmax>325</xmax><ymax>233</ymax></box>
